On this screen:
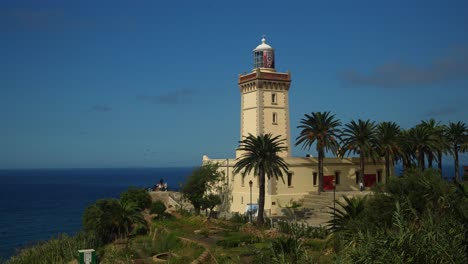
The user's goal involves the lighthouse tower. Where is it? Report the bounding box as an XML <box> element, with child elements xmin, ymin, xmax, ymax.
<box><xmin>237</xmin><ymin>37</ymin><xmax>292</xmax><ymax>157</ymax></box>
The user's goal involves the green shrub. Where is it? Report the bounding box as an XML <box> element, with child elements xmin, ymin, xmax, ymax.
<box><xmin>130</xmin><ymin>223</ymin><xmax>149</xmax><ymax>236</ymax></box>
<box><xmin>463</xmin><ymin>174</ymin><xmax>468</xmax><ymax>181</ymax></box>
<box><xmin>176</xmin><ymin>208</ymin><xmax>192</xmax><ymax>217</ymax></box>
<box><xmin>82</xmin><ymin>198</ymin><xmax>121</xmax><ymax>244</ymax></box>
<box><xmin>120</xmin><ymin>187</ymin><xmax>151</xmax><ymax>210</ymax></box>
<box><xmin>362</xmin><ymin>192</ymin><xmax>396</xmax><ymax>229</ymax></box>
<box><xmin>6</xmin><ymin>233</ymin><xmax>99</xmax><ymax>264</ymax></box>
<box><xmin>150</xmin><ymin>200</ymin><xmax>167</xmax><ymax>215</ymax></box>
<box><xmin>255</xmin><ymin>235</ymin><xmax>312</xmax><ymax>264</ymax></box>
<box><xmin>82</xmin><ymin>198</ymin><xmax>146</xmax><ymax>244</ymax></box>
<box><xmin>216</xmin><ymin>233</ymin><xmax>260</xmax><ymax>248</ymax></box>
<box><xmin>277</xmin><ymin>221</ymin><xmax>329</xmax><ymax>239</ymax></box>
<box><xmin>332</xmin><ymin>169</ymin><xmax>468</xmax><ymax>263</ymax></box>
<box><xmin>302</xmin><ymin>239</ymin><xmax>326</xmax><ymax>251</ymax></box>
<box><xmin>229</xmin><ymin>212</ymin><xmax>249</xmax><ymax>224</ymax></box>
<box><xmin>153</xmin><ymin>231</ymin><xmax>182</xmax><ymax>253</ymax></box>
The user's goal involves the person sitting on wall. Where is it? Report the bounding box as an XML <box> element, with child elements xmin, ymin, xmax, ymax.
<box><xmin>158</xmin><ymin>179</ymin><xmax>165</xmax><ymax>191</ymax></box>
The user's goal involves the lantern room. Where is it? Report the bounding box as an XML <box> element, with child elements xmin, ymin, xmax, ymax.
<box><xmin>253</xmin><ymin>37</ymin><xmax>275</xmax><ymax>70</ymax></box>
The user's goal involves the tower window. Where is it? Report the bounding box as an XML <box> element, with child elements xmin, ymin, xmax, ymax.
<box><xmin>313</xmin><ymin>172</ymin><xmax>317</xmax><ymax>186</ymax></box>
<box><xmin>272</xmin><ymin>112</ymin><xmax>278</xmax><ymax>124</ymax></box>
<box><xmin>271</xmin><ymin>93</ymin><xmax>277</xmax><ymax>104</ymax></box>
<box><xmin>287</xmin><ymin>172</ymin><xmax>293</xmax><ymax>187</ymax></box>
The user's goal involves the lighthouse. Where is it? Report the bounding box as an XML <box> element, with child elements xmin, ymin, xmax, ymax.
<box><xmin>237</xmin><ymin>37</ymin><xmax>292</xmax><ymax>158</ymax></box>
<box><xmin>202</xmin><ymin>36</ymin><xmax>388</xmax><ymax>218</ymax></box>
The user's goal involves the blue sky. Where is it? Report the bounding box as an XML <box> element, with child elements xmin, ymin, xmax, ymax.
<box><xmin>1</xmin><ymin>0</ymin><xmax>467</xmax><ymax>169</ymax></box>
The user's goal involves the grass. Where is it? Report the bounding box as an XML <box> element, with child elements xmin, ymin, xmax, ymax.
<box><xmin>5</xmin><ymin>214</ymin><xmax>334</xmax><ymax>263</ymax></box>
<box><xmin>5</xmin><ymin>233</ymin><xmax>99</xmax><ymax>264</ymax></box>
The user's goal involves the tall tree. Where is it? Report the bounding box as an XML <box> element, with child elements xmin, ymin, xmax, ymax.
<box><xmin>376</xmin><ymin>121</ymin><xmax>401</xmax><ymax>183</ymax></box>
<box><xmin>182</xmin><ymin>163</ymin><xmax>224</xmax><ymax>215</ymax></box>
<box><xmin>82</xmin><ymin>198</ymin><xmax>146</xmax><ymax>244</ymax></box>
<box><xmin>341</xmin><ymin>119</ymin><xmax>379</xmax><ymax>185</ymax></box>
<box><xmin>295</xmin><ymin>111</ymin><xmax>341</xmax><ymax>194</ymax></box>
<box><xmin>233</xmin><ymin>133</ymin><xmax>289</xmax><ymax>225</ymax></box>
<box><xmin>445</xmin><ymin>121</ymin><xmax>468</xmax><ymax>182</ymax></box>
<box><xmin>115</xmin><ymin>200</ymin><xmax>146</xmax><ymax>239</ymax></box>
<box><xmin>421</xmin><ymin>119</ymin><xmax>447</xmax><ymax>173</ymax></box>
<box><xmin>406</xmin><ymin>125</ymin><xmax>438</xmax><ymax>170</ymax></box>
<box><xmin>398</xmin><ymin>129</ymin><xmax>416</xmax><ymax>170</ymax></box>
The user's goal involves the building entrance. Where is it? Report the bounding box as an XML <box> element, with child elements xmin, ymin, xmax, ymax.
<box><xmin>323</xmin><ymin>175</ymin><xmax>334</xmax><ymax>191</ymax></box>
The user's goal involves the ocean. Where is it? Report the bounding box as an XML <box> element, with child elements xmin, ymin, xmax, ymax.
<box><xmin>0</xmin><ymin>167</ymin><xmax>193</xmax><ymax>260</ymax></box>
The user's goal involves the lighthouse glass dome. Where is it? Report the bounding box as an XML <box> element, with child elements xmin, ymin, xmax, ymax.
<box><xmin>253</xmin><ymin>37</ymin><xmax>275</xmax><ymax>69</ymax></box>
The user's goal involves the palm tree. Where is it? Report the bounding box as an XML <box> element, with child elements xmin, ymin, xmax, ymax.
<box><xmin>295</xmin><ymin>111</ymin><xmax>341</xmax><ymax>194</ymax></box>
<box><xmin>406</xmin><ymin>125</ymin><xmax>438</xmax><ymax>171</ymax></box>
<box><xmin>327</xmin><ymin>195</ymin><xmax>367</xmax><ymax>233</ymax></box>
<box><xmin>376</xmin><ymin>121</ymin><xmax>401</xmax><ymax>183</ymax></box>
<box><xmin>115</xmin><ymin>200</ymin><xmax>146</xmax><ymax>239</ymax></box>
<box><xmin>445</xmin><ymin>121</ymin><xmax>468</xmax><ymax>182</ymax></box>
<box><xmin>341</xmin><ymin>119</ymin><xmax>379</xmax><ymax>185</ymax></box>
<box><xmin>398</xmin><ymin>129</ymin><xmax>416</xmax><ymax>170</ymax></box>
<box><xmin>233</xmin><ymin>133</ymin><xmax>289</xmax><ymax>225</ymax></box>
<box><xmin>421</xmin><ymin>119</ymin><xmax>448</xmax><ymax>173</ymax></box>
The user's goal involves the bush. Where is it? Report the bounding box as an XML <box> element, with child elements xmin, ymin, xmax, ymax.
<box><xmin>82</xmin><ymin>198</ymin><xmax>122</xmax><ymax>244</ymax></box>
<box><xmin>463</xmin><ymin>174</ymin><xmax>468</xmax><ymax>181</ymax></box>
<box><xmin>229</xmin><ymin>212</ymin><xmax>249</xmax><ymax>224</ymax></box>
<box><xmin>82</xmin><ymin>198</ymin><xmax>146</xmax><ymax>244</ymax></box>
<box><xmin>277</xmin><ymin>221</ymin><xmax>329</xmax><ymax>239</ymax></box>
<box><xmin>150</xmin><ymin>200</ymin><xmax>167</xmax><ymax>216</ymax></box>
<box><xmin>332</xmin><ymin>169</ymin><xmax>468</xmax><ymax>263</ymax></box>
<box><xmin>176</xmin><ymin>208</ymin><xmax>192</xmax><ymax>217</ymax></box>
<box><xmin>130</xmin><ymin>223</ymin><xmax>149</xmax><ymax>236</ymax></box>
<box><xmin>120</xmin><ymin>187</ymin><xmax>151</xmax><ymax>211</ymax></box>
<box><xmin>5</xmin><ymin>233</ymin><xmax>99</xmax><ymax>264</ymax></box>
<box><xmin>255</xmin><ymin>235</ymin><xmax>312</xmax><ymax>264</ymax></box>
<box><xmin>216</xmin><ymin>233</ymin><xmax>260</xmax><ymax>248</ymax></box>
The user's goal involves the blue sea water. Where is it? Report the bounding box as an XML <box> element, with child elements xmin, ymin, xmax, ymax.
<box><xmin>0</xmin><ymin>167</ymin><xmax>193</xmax><ymax>260</ymax></box>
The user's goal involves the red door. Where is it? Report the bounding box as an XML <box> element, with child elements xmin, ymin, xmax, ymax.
<box><xmin>364</xmin><ymin>174</ymin><xmax>376</xmax><ymax>187</ymax></box>
<box><xmin>323</xmin><ymin>175</ymin><xmax>334</xmax><ymax>191</ymax></box>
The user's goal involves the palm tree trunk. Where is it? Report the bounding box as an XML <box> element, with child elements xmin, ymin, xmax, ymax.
<box><xmin>437</xmin><ymin>150</ymin><xmax>443</xmax><ymax>176</ymax></box>
<box><xmin>428</xmin><ymin>152</ymin><xmax>434</xmax><ymax>168</ymax></box>
<box><xmin>454</xmin><ymin>145</ymin><xmax>460</xmax><ymax>183</ymax></box>
<box><xmin>257</xmin><ymin>169</ymin><xmax>265</xmax><ymax>225</ymax></box>
<box><xmin>360</xmin><ymin>153</ymin><xmax>365</xmax><ymax>185</ymax></box>
<box><xmin>385</xmin><ymin>151</ymin><xmax>390</xmax><ymax>184</ymax></box>
<box><xmin>419</xmin><ymin>149</ymin><xmax>425</xmax><ymax>170</ymax></box>
<box><xmin>403</xmin><ymin>155</ymin><xmax>410</xmax><ymax>171</ymax></box>
<box><xmin>318</xmin><ymin>147</ymin><xmax>324</xmax><ymax>194</ymax></box>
